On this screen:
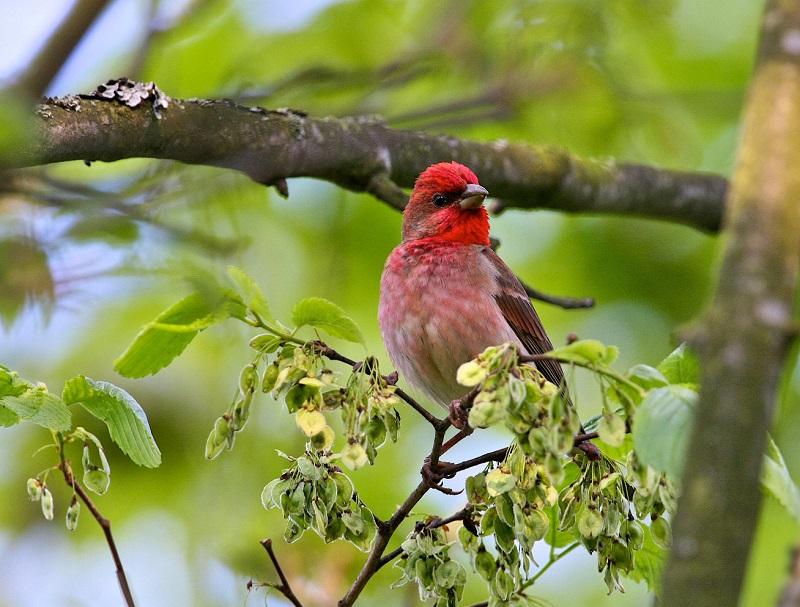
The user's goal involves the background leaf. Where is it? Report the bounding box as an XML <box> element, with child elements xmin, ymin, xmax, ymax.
<box><xmin>0</xmin><ymin>389</ymin><xmax>71</xmax><ymax>431</ymax></box>
<box><xmin>657</xmin><ymin>343</ymin><xmax>700</xmax><ymax>385</ymax></box>
<box><xmin>623</xmin><ymin>526</ymin><xmax>666</xmax><ymax>594</ymax></box>
<box><xmin>114</xmin><ymin>292</ymin><xmax>234</xmax><ymax>377</ymax></box>
<box><xmin>227</xmin><ymin>265</ymin><xmax>273</xmax><ymax>321</ymax></box>
<box><xmin>63</xmin><ymin>376</ymin><xmax>161</xmax><ymax>468</ymax></box>
<box><xmin>761</xmin><ymin>436</ymin><xmax>800</xmax><ymax>524</ymax></box>
<box><xmin>633</xmin><ymin>385</ymin><xmax>698</xmax><ymax>477</ymax></box>
<box><xmin>292</xmin><ymin>297</ymin><xmax>363</xmax><ymax>344</ymax></box>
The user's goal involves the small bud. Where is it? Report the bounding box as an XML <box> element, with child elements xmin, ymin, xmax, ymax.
<box><xmin>651</xmin><ymin>515</ymin><xmax>672</xmax><ymax>549</ymax></box>
<box><xmin>84</xmin><ymin>468</ymin><xmax>110</xmax><ymax>495</ymax></box>
<box><xmin>333</xmin><ymin>472</ymin><xmax>354</xmax><ymax>507</ymax></box>
<box><xmin>204</xmin><ymin>416</ymin><xmax>231</xmax><ymax>460</ymax></box>
<box><xmin>456</xmin><ymin>360</ymin><xmax>487</xmax><ymax>387</ymax></box>
<box><xmin>340</xmin><ymin>442</ymin><xmax>369</xmax><ymax>470</ymax></box>
<box><xmin>239</xmin><ymin>363</ymin><xmax>258</xmax><ymax>394</ymax></box>
<box><xmin>486</xmin><ymin>467</ymin><xmax>516</xmax><ymax>497</ymax></box>
<box><xmin>577</xmin><ymin>507</ymin><xmax>603</xmax><ymax>539</ymax></box>
<box><xmin>27</xmin><ymin>478</ymin><xmax>42</xmax><ymax>501</ymax></box>
<box><xmin>261</xmin><ymin>362</ymin><xmax>279</xmax><ymax>393</ymax></box>
<box><xmin>249</xmin><ymin>333</ymin><xmax>281</xmax><ymax>352</ymax></box>
<box><xmin>296</xmin><ymin>409</ymin><xmax>327</xmax><ymax>437</ymax></box>
<box><xmin>310</xmin><ymin>425</ymin><xmax>335</xmax><ymax>451</ymax></box>
<box><xmin>41</xmin><ymin>487</ymin><xmax>54</xmax><ymax>521</ymax></box>
<box><xmin>66</xmin><ymin>496</ymin><xmax>80</xmax><ymax>531</ymax></box>
<box><xmin>231</xmin><ymin>395</ymin><xmax>252</xmax><ymax>430</ymax></box>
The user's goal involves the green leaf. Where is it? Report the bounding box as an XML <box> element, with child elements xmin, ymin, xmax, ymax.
<box><xmin>63</xmin><ymin>376</ymin><xmax>161</xmax><ymax>468</ymax></box>
<box><xmin>227</xmin><ymin>266</ymin><xmax>273</xmax><ymax>321</ymax></box>
<box><xmin>0</xmin><ymin>388</ymin><xmax>72</xmax><ymax>431</ymax></box>
<box><xmin>761</xmin><ymin>436</ymin><xmax>800</xmax><ymax>523</ymax></box>
<box><xmin>623</xmin><ymin>526</ymin><xmax>666</xmax><ymax>594</ymax></box>
<box><xmin>67</xmin><ymin>215</ymin><xmax>139</xmax><ymax>245</ymax></box>
<box><xmin>115</xmin><ymin>292</ymin><xmax>235</xmax><ymax>377</ymax></box>
<box><xmin>633</xmin><ymin>385</ymin><xmax>698</xmax><ymax>478</ymax></box>
<box><xmin>292</xmin><ymin>297</ymin><xmax>363</xmax><ymax>344</ymax></box>
<box><xmin>657</xmin><ymin>343</ymin><xmax>700</xmax><ymax>385</ymax></box>
<box><xmin>549</xmin><ymin>339</ymin><xmax>617</xmax><ymax>366</ymax></box>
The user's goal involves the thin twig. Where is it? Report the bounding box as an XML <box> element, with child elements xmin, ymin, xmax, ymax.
<box><xmin>338</xmin><ymin>423</ymin><xmax>451</xmax><ymax>606</ymax></box>
<box><xmin>259</xmin><ymin>538</ymin><xmax>304</xmax><ymax>607</ymax></box>
<box><xmin>311</xmin><ymin>341</ymin><xmax>441</xmax><ymax>427</ymax></box>
<box><xmin>59</xmin><ymin>458</ymin><xmax>135</xmax><ymax>607</ymax></box>
<box><xmin>522</xmin><ymin>280</ymin><xmax>595</xmax><ymax>310</ymax></box>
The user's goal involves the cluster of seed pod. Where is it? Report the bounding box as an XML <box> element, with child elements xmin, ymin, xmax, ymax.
<box><xmin>459</xmin><ymin>447</ymin><xmax>558</xmax><ymax>604</ymax></box>
<box><xmin>261</xmin><ymin>448</ymin><xmax>376</xmax><ymax>551</ymax></box>
<box><xmin>394</xmin><ymin>525</ymin><xmax>467</xmax><ymax>607</ymax></box>
<box><xmin>325</xmin><ymin>357</ymin><xmax>402</xmax><ymax>468</ymax></box>
<box><xmin>458</xmin><ymin>344</ymin><xmax>581</xmax><ymax>484</ymax></box>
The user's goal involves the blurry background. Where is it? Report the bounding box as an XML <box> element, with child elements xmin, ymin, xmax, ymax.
<box><xmin>0</xmin><ymin>0</ymin><xmax>794</xmax><ymax>606</ymax></box>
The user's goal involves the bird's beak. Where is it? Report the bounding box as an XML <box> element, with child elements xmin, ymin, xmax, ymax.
<box><xmin>459</xmin><ymin>184</ymin><xmax>489</xmax><ymax>209</ymax></box>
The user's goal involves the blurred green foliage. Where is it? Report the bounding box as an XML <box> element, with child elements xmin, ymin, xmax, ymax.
<box><xmin>3</xmin><ymin>1</ymin><xmax>797</xmax><ymax>606</ymax></box>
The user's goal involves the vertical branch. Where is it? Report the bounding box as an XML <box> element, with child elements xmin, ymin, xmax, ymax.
<box><xmin>660</xmin><ymin>3</ymin><xmax>800</xmax><ymax>606</ymax></box>
<box><xmin>59</xmin><ymin>458</ymin><xmax>136</xmax><ymax>607</ymax></box>
<box><xmin>258</xmin><ymin>538</ymin><xmax>304</xmax><ymax>607</ymax></box>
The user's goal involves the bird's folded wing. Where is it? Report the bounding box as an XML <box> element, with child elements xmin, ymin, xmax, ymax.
<box><xmin>482</xmin><ymin>248</ymin><xmax>566</xmax><ymax>390</ymax></box>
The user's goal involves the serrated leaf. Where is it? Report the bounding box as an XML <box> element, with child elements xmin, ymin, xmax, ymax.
<box><xmin>292</xmin><ymin>297</ymin><xmax>363</xmax><ymax>344</ymax></box>
<box><xmin>657</xmin><ymin>343</ymin><xmax>700</xmax><ymax>385</ymax></box>
<box><xmin>761</xmin><ymin>436</ymin><xmax>800</xmax><ymax>523</ymax></box>
<box><xmin>115</xmin><ymin>292</ymin><xmax>235</xmax><ymax>378</ymax></box>
<box><xmin>227</xmin><ymin>266</ymin><xmax>273</xmax><ymax>321</ymax></box>
<box><xmin>63</xmin><ymin>376</ymin><xmax>161</xmax><ymax>468</ymax></box>
<box><xmin>633</xmin><ymin>385</ymin><xmax>697</xmax><ymax>477</ymax></box>
<box><xmin>1</xmin><ymin>389</ymin><xmax>71</xmax><ymax>431</ymax></box>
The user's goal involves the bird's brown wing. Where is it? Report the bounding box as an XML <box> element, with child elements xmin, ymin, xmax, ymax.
<box><xmin>481</xmin><ymin>248</ymin><xmax>566</xmax><ymax>389</ymax></box>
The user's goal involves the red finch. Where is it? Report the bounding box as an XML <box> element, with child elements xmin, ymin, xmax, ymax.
<box><xmin>379</xmin><ymin>161</ymin><xmax>566</xmax><ymax>411</ymax></box>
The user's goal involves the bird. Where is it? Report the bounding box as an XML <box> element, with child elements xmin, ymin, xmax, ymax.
<box><xmin>378</xmin><ymin>161</ymin><xmax>566</xmax><ymax>412</ymax></box>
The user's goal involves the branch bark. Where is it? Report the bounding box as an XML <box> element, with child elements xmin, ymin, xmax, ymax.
<box><xmin>4</xmin><ymin>83</ymin><xmax>728</xmax><ymax>231</ymax></box>
<box><xmin>660</xmin><ymin>3</ymin><xmax>800</xmax><ymax>605</ymax></box>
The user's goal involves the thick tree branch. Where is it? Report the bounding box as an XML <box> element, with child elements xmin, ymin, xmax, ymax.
<box><xmin>661</xmin><ymin>2</ymin><xmax>800</xmax><ymax>605</ymax></box>
<box><xmin>4</xmin><ymin>82</ymin><xmax>728</xmax><ymax>231</ymax></box>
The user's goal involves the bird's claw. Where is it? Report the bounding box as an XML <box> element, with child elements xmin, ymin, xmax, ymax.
<box><xmin>421</xmin><ymin>457</ymin><xmax>461</xmax><ymax>495</ymax></box>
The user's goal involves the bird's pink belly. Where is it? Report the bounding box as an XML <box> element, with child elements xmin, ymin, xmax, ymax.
<box><xmin>379</xmin><ymin>274</ymin><xmax>520</xmax><ymax>408</ymax></box>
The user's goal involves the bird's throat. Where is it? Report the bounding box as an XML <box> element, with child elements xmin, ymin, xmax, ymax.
<box><xmin>428</xmin><ymin>207</ymin><xmax>490</xmax><ymax>246</ymax></box>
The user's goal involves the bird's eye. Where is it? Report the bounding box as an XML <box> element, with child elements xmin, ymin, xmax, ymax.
<box><xmin>432</xmin><ymin>193</ymin><xmax>448</xmax><ymax>207</ymax></box>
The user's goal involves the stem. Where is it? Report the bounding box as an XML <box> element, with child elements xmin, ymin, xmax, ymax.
<box><xmin>338</xmin><ymin>423</ymin><xmax>450</xmax><ymax>606</ymax></box>
<box><xmin>58</xmin><ymin>441</ymin><xmax>135</xmax><ymax>607</ymax></box>
<box><xmin>523</xmin><ymin>542</ymin><xmax>581</xmax><ymax>588</ymax></box>
<box><xmin>259</xmin><ymin>538</ymin><xmax>304</xmax><ymax>607</ymax></box>
<box><xmin>519</xmin><ymin>353</ymin><xmax>645</xmax><ymax>396</ymax></box>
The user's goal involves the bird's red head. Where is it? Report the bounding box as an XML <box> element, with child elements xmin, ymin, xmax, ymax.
<box><xmin>402</xmin><ymin>162</ymin><xmax>490</xmax><ymax>245</ymax></box>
